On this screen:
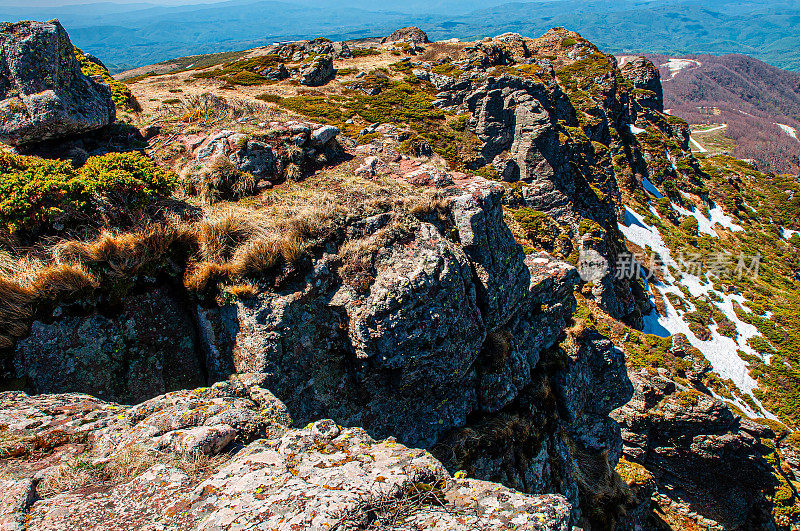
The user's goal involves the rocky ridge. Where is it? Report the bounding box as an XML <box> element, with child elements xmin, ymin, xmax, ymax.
<box><xmin>0</xmin><ymin>21</ymin><xmax>794</xmax><ymax>530</ymax></box>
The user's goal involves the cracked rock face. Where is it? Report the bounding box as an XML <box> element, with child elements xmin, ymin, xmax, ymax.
<box><xmin>611</xmin><ymin>369</ymin><xmax>777</xmax><ymax>529</ymax></box>
<box><xmin>4</xmin><ymin>177</ymin><xmax>632</xmax><ymax>525</ymax></box>
<box><xmin>13</xmin><ymin>287</ymin><xmax>207</xmax><ymax>404</ymax></box>
<box><xmin>0</xmin><ymin>20</ymin><xmax>115</xmax><ymax>145</ymax></box>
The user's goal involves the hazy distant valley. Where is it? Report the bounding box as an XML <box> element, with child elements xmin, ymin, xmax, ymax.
<box><xmin>9</xmin><ymin>0</ymin><xmax>800</xmax><ymax>72</ymax></box>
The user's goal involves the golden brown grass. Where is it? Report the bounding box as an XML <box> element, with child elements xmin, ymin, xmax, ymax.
<box><xmin>53</xmin><ymin>224</ymin><xmax>191</xmax><ymax>276</ymax></box>
<box><xmin>37</xmin><ymin>444</ymin><xmax>229</xmax><ymax>497</ymax></box>
<box><xmin>0</xmin><ymin>170</ymin><xmax>434</xmax><ymax>351</ymax></box>
<box><xmin>0</xmin><ymin>430</ymin><xmax>36</xmax><ymax>459</ymax></box>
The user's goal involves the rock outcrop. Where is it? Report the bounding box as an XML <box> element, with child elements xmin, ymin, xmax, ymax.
<box><xmin>382</xmin><ymin>26</ymin><xmax>430</xmax><ymax>45</ymax></box>
<box><xmin>179</xmin><ymin>121</ymin><xmax>341</xmax><ymax>184</ymax></box>
<box><xmin>415</xmin><ymin>29</ymin><xmax>670</xmax><ymax>327</ymax></box>
<box><xmin>0</xmin><ymin>20</ymin><xmax>115</xmax><ymax>146</ymax></box>
<box><xmin>611</xmin><ymin>369</ymin><xmax>778</xmax><ymax>529</ymax></box>
<box><xmin>620</xmin><ymin>56</ymin><xmax>663</xmax><ymax>112</ymax></box>
<box><xmin>300</xmin><ymin>54</ymin><xmax>335</xmax><ymax>86</ymax></box>
<box><xmin>13</xmin><ymin>287</ymin><xmax>209</xmax><ymax>404</ymax></box>
<box><xmin>4</xmin><ymin>172</ymin><xmax>633</xmax><ymax>525</ymax></box>
<box><xmin>0</xmin><ymin>388</ymin><xmax>573</xmax><ymax>530</ymax></box>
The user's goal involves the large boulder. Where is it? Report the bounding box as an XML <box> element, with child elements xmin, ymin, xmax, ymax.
<box><xmin>0</xmin><ymin>20</ymin><xmax>115</xmax><ymax>146</ymax></box>
<box><xmin>300</xmin><ymin>54</ymin><xmax>334</xmax><ymax>86</ymax></box>
<box><xmin>382</xmin><ymin>26</ymin><xmax>430</xmax><ymax>44</ymax></box>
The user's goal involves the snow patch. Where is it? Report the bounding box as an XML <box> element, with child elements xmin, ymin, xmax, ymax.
<box><xmin>660</xmin><ymin>58</ymin><xmax>701</xmax><ymax>79</ymax></box>
<box><xmin>776</xmin><ymin>123</ymin><xmax>799</xmax><ymax>141</ymax></box>
<box><xmin>781</xmin><ymin>227</ymin><xmax>800</xmax><ymax>240</ymax></box>
<box><xmin>709</xmin><ymin>204</ymin><xmax>743</xmax><ymax>232</ymax></box>
<box><xmin>672</xmin><ymin>203</ymin><xmax>717</xmax><ymax>236</ymax></box>
<box><xmin>642</xmin><ymin>278</ymin><xmax>762</xmax><ymax>399</ymax></box>
<box><xmin>665</xmin><ymin>149</ymin><xmax>678</xmax><ymax>171</ymax></box>
<box><xmin>621</xmin><ymin>206</ymin><xmax>776</xmax><ymax>420</ymax></box>
<box><xmin>618</xmin><ymin>207</ymin><xmax>674</xmax><ymax>266</ymax></box>
<box><xmin>672</xmin><ymin>202</ymin><xmax>742</xmax><ymax>236</ymax></box>
<box><xmin>629</xmin><ymin>124</ymin><xmax>646</xmax><ymax>135</ymax></box>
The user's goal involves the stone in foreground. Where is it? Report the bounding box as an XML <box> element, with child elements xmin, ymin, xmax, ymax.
<box><xmin>0</xmin><ymin>390</ymin><xmax>573</xmax><ymax>530</ymax></box>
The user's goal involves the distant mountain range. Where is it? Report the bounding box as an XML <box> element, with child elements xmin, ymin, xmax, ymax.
<box><xmin>642</xmin><ymin>52</ymin><xmax>800</xmax><ymax>174</ymax></box>
<box><xmin>7</xmin><ymin>0</ymin><xmax>800</xmax><ymax>72</ymax></box>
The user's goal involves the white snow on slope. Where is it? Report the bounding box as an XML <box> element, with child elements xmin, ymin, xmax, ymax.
<box><xmin>709</xmin><ymin>204</ymin><xmax>743</xmax><ymax>232</ymax></box>
<box><xmin>671</xmin><ymin>202</ymin><xmax>742</xmax><ymax>236</ymax></box>
<box><xmin>672</xmin><ymin>203</ymin><xmax>717</xmax><ymax>236</ymax></box>
<box><xmin>661</xmin><ymin>58</ymin><xmax>701</xmax><ymax>79</ymax></box>
<box><xmin>629</xmin><ymin>124</ymin><xmax>646</xmax><ymax>135</ymax></box>
<box><xmin>776</xmin><ymin>123</ymin><xmax>799</xmax><ymax>141</ymax></box>
<box><xmin>618</xmin><ymin>208</ymin><xmax>674</xmax><ymax>265</ymax></box>
<box><xmin>782</xmin><ymin>227</ymin><xmax>800</xmax><ymax>240</ymax></box>
<box><xmin>620</xmin><ymin>207</ymin><xmax>776</xmax><ymax>419</ymax></box>
<box><xmin>642</xmin><ymin>279</ymin><xmax>760</xmax><ymax>395</ymax></box>
<box><xmin>665</xmin><ymin>149</ymin><xmax>678</xmax><ymax>171</ymax></box>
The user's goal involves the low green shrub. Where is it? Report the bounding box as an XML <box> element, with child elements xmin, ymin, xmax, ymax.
<box><xmin>74</xmin><ymin>48</ymin><xmax>139</xmax><ymax>112</ymax></box>
<box><xmin>0</xmin><ymin>152</ymin><xmax>176</xmax><ymax>234</ymax></box>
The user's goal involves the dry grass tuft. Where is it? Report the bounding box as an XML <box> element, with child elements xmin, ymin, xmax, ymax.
<box><xmin>199</xmin><ymin>156</ymin><xmax>258</xmax><ymax>204</ymax></box>
<box><xmin>0</xmin><ymin>279</ymin><xmax>35</xmax><ymax>346</ymax></box>
<box><xmin>225</xmin><ymin>282</ymin><xmax>257</xmax><ymax>299</ymax></box>
<box><xmin>0</xmin><ymin>171</ymin><xmax>430</xmax><ymax>351</ymax></box>
<box><xmin>27</xmin><ymin>264</ymin><xmax>99</xmax><ymax>301</ymax></box>
<box><xmin>0</xmin><ymin>430</ymin><xmax>36</xmax><ymax>459</ymax></box>
<box><xmin>331</xmin><ymin>472</ymin><xmax>458</xmax><ymax>530</ymax></box>
<box><xmin>285</xmin><ymin>163</ymin><xmax>302</xmax><ymax>182</ymax></box>
<box><xmin>53</xmin><ymin>224</ymin><xmax>190</xmax><ymax>276</ymax></box>
<box><xmin>37</xmin><ymin>444</ymin><xmax>230</xmax><ymax>497</ymax></box>
<box><xmin>196</xmin><ymin>210</ymin><xmax>260</xmax><ymax>262</ymax></box>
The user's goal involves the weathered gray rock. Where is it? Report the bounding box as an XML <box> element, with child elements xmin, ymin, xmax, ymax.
<box><xmin>94</xmin><ymin>379</ymin><xmax>290</xmax><ymax>458</ymax></box>
<box><xmin>620</xmin><ymin>56</ymin><xmax>663</xmax><ymax>112</ymax></box>
<box><xmin>227</xmin><ymin>138</ymin><xmax>277</xmax><ymax>176</ymax></box>
<box><xmin>332</xmin><ymin>40</ymin><xmax>352</xmax><ymax>59</ymax></box>
<box><xmin>345</xmin><ymin>221</ymin><xmax>486</xmax><ymax>446</ymax></box>
<box><xmin>0</xmin><ymin>20</ymin><xmax>115</xmax><ymax>146</ymax></box>
<box><xmin>310</xmin><ymin>124</ymin><xmax>339</xmax><ymax>146</ymax></box>
<box><xmin>382</xmin><ymin>26</ymin><xmax>430</xmax><ymax>44</ymax></box>
<box><xmin>15</xmin><ymin>417</ymin><xmax>572</xmax><ymax>531</ymax></box>
<box><xmin>552</xmin><ymin>330</ymin><xmax>633</xmax><ymax>465</ymax></box>
<box><xmin>300</xmin><ymin>54</ymin><xmax>334</xmax><ymax>86</ymax></box>
<box><xmin>0</xmin><ymin>478</ymin><xmax>35</xmax><ymax>531</ymax></box>
<box><xmin>180</xmin><ymin>122</ymin><xmax>339</xmax><ymax>182</ymax></box>
<box><xmin>188</xmin><ymin>180</ymin><xmax>628</xmax><ymax>526</ymax></box>
<box><xmin>258</xmin><ymin>62</ymin><xmax>289</xmax><ymax>80</ymax></box>
<box><xmin>450</xmin><ymin>185</ymin><xmax>530</xmax><ymax>331</ymax></box>
<box><xmin>13</xmin><ymin>288</ymin><xmax>205</xmax><ymax>404</ymax></box>
<box><xmin>436</xmin><ymin>65</ymin><xmax>644</xmax><ymax>326</ymax></box>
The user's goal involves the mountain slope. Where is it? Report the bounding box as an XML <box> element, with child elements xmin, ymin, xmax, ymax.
<box><xmin>638</xmin><ymin>52</ymin><xmax>800</xmax><ymax>174</ymax></box>
<box><xmin>3</xmin><ymin>20</ymin><xmax>800</xmax><ymax>528</ymax></box>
